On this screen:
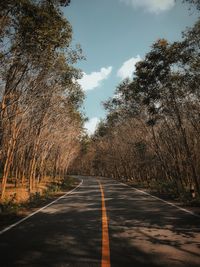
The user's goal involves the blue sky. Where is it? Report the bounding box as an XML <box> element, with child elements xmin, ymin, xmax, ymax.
<box><xmin>64</xmin><ymin>0</ymin><xmax>199</xmax><ymax>134</ymax></box>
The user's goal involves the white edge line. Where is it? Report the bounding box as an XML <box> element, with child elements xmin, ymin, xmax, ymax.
<box><xmin>0</xmin><ymin>179</ymin><xmax>83</xmax><ymax>235</ymax></box>
<box><xmin>118</xmin><ymin>181</ymin><xmax>200</xmax><ymax>218</ymax></box>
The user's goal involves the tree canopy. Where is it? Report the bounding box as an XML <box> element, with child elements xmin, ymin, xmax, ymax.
<box><xmin>0</xmin><ymin>0</ymin><xmax>85</xmax><ymax>200</ymax></box>
<box><xmin>70</xmin><ymin>3</ymin><xmax>200</xmax><ymax>199</ymax></box>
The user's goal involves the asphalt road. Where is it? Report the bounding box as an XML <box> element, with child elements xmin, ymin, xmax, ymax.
<box><xmin>0</xmin><ymin>176</ymin><xmax>200</xmax><ymax>267</ymax></box>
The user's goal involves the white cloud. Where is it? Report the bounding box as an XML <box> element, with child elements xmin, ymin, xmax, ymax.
<box><xmin>120</xmin><ymin>0</ymin><xmax>175</xmax><ymax>14</ymax></box>
<box><xmin>78</xmin><ymin>66</ymin><xmax>112</xmax><ymax>91</ymax></box>
<box><xmin>85</xmin><ymin>117</ymin><xmax>100</xmax><ymax>135</ymax></box>
<box><xmin>117</xmin><ymin>55</ymin><xmax>141</xmax><ymax>80</ymax></box>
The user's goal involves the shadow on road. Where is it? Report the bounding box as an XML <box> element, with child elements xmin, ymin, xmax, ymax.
<box><xmin>103</xmin><ymin>180</ymin><xmax>200</xmax><ymax>267</ymax></box>
<box><xmin>0</xmin><ymin>180</ymin><xmax>102</xmax><ymax>267</ymax></box>
<box><xmin>0</xmin><ymin>176</ymin><xmax>200</xmax><ymax>267</ymax></box>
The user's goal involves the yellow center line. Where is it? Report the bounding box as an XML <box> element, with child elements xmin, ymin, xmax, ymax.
<box><xmin>99</xmin><ymin>181</ymin><xmax>111</xmax><ymax>267</ymax></box>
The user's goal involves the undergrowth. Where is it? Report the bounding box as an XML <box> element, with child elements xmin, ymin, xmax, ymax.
<box><xmin>0</xmin><ymin>176</ymin><xmax>77</xmax><ymax>214</ymax></box>
<box><xmin>126</xmin><ymin>177</ymin><xmax>200</xmax><ymax>206</ymax></box>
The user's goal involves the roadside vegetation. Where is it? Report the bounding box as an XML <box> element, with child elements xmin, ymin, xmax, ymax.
<box><xmin>0</xmin><ymin>0</ymin><xmax>85</xmax><ymax>205</ymax></box>
<box><xmin>70</xmin><ymin>0</ymin><xmax>200</xmax><ymax>205</ymax></box>
<box><xmin>1</xmin><ymin>0</ymin><xmax>200</xmax><ymax>216</ymax></box>
<box><xmin>0</xmin><ymin>175</ymin><xmax>78</xmax><ymax>229</ymax></box>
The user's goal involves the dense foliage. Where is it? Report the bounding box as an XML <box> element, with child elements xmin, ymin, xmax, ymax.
<box><xmin>0</xmin><ymin>0</ymin><xmax>84</xmax><ymax>199</ymax></box>
<box><xmin>71</xmin><ymin>4</ymin><xmax>200</xmax><ymax>200</ymax></box>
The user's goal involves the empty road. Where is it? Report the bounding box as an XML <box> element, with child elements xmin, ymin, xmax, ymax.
<box><xmin>0</xmin><ymin>176</ymin><xmax>200</xmax><ymax>267</ymax></box>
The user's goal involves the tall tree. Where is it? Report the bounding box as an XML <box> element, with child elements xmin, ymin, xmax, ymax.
<box><xmin>0</xmin><ymin>0</ymin><xmax>85</xmax><ymax>199</ymax></box>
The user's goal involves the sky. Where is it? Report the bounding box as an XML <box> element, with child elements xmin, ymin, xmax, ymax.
<box><xmin>64</xmin><ymin>0</ymin><xmax>199</xmax><ymax>134</ymax></box>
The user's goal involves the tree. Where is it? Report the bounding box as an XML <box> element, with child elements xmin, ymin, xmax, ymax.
<box><xmin>0</xmin><ymin>0</ymin><xmax>85</xmax><ymax>200</ymax></box>
<box><xmin>73</xmin><ymin>15</ymin><xmax>200</xmax><ymax>198</ymax></box>
<box><xmin>183</xmin><ymin>0</ymin><xmax>200</xmax><ymax>10</ymax></box>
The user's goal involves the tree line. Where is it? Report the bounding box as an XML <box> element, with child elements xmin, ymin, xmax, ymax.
<box><xmin>70</xmin><ymin>1</ymin><xmax>200</xmax><ymax>199</ymax></box>
<box><xmin>0</xmin><ymin>0</ymin><xmax>84</xmax><ymax>200</ymax></box>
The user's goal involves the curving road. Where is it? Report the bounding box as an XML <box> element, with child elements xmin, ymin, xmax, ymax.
<box><xmin>0</xmin><ymin>176</ymin><xmax>200</xmax><ymax>267</ymax></box>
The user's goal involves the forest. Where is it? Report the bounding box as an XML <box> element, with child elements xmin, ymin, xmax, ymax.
<box><xmin>0</xmin><ymin>0</ymin><xmax>85</xmax><ymax>202</ymax></box>
<box><xmin>0</xmin><ymin>0</ymin><xmax>200</xmax><ymax>204</ymax></box>
<box><xmin>70</xmin><ymin>0</ymin><xmax>200</xmax><ymax>202</ymax></box>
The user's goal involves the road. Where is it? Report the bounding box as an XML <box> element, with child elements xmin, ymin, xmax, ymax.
<box><xmin>0</xmin><ymin>176</ymin><xmax>200</xmax><ymax>267</ymax></box>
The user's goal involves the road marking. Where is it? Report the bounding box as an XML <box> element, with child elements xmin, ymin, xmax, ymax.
<box><xmin>0</xmin><ymin>179</ymin><xmax>83</xmax><ymax>235</ymax></box>
<box><xmin>118</xmin><ymin>181</ymin><xmax>200</xmax><ymax>218</ymax></box>
<box><xmin>99</xmin><ymin>181</ymin><xmax>111</xmax><ymax>267</ymax></box>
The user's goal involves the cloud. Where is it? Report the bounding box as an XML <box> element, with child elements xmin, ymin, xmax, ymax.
<box><xmin>117</xmin><ymin>55</ymin><xmax>141</xmax><ymax>80</ymax></box>
<box><xmin>78</xmin><ymin>66</ymin><xmax>112</xmax><ymax>91</ymax></box>
<box><xmin>120</xmin><ymin>0</ymin><xmax>175</xmax><ymax>13</ymax></box>
<box><xmin>85</xmin><ymin>117</ymin><xmax>100</xmax><ymax>135</ymax></box>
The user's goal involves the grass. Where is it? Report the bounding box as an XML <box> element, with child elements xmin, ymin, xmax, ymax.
<box><xmin>126</xmin><ymin>178</ymin><xmax>200</xmax><ymax>207</ymax></box>
<box><xmin>0</xmin><ymin>175</ymin><xmax>78</xmax><ymax>229</ymax></box>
